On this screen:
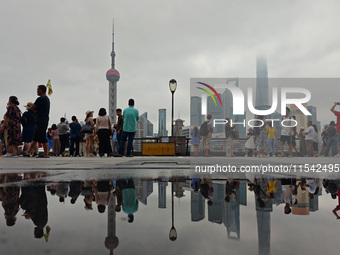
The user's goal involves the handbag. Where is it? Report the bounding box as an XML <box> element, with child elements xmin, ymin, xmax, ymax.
<box><xmin>82</xmin><ymin>123</ymin><xmax>93</xmax><ymax>133</ymax></box>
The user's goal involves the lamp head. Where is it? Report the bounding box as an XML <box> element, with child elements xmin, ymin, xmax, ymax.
<box><xmin>169</xmin><ymin>79</ymin><xmax>177</xmax><ymax>93</ymax></box>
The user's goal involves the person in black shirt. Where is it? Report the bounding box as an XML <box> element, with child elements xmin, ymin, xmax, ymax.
<box><xmin>24</xmin><ymin>85</ymin><xmax>50</xmax><ymax>158</ymax></box>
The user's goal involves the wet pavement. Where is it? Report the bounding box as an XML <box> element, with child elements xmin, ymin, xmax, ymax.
<box><xmin>0</xmin><ymin>170</ymin><xmax>340</xmax><ymax>255</ymax></box>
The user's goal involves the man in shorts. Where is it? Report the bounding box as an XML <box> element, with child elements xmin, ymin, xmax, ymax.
<box><xmin>280</xmin><ymin>107</ymin><xmax>293</xmax><ymax>157</ymax></box>
<box><xmin>25</xmin><ymin>85</ymin><xmax>50</xmax><ymax>158</ymax></box>
<box><xmin>330</xmin><ymin>102</ymin><xmax>340</xmax><ymax>157</ymax></box>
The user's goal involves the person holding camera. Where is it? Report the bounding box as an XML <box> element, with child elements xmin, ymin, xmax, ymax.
<box><xmin>330</xmin><ymin>102</ymin><xmax>340</xmax><ymax>157</ymax></box>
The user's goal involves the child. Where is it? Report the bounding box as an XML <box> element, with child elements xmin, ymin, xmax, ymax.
<box><xmin>112</xmin><ymin>125</ymin><xmax>119</xmax><ymax>155</ymax></box>
<box><xmin>245</xmin><ymin>128</ymin><xmax>256</xmax><ymax>157</ymax></box>
<box><xmin>50</xmin><ymin>124</ymin><xmax>60</xmax><ymax>156</ymax></box>
<box><xmin>267</xmin><ymin>178</ymin><xmax>278</xmax><ymax>198</ymax></box>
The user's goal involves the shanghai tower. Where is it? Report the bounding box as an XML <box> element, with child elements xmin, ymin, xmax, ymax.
<box><xmin>255</xmin><ymin>57</ymin><xmax>270</xmax><ymax>110</ymax></box>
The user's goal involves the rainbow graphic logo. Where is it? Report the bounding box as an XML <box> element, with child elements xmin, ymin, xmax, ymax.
<box><xmin>196</xmin><ymin>82</ymin><xmax>222</xmax><ymax>106</ymax></box>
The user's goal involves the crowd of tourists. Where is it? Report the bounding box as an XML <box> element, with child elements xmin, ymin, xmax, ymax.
<box><xmin>192</xmin><ymin>104</ymin><xmax>340</xmax><ymax>157</ymax></box>
<box><xmin>0</xmin><ymin>85</ymin><xmax>139</xmax><ymax>158</ymax></box>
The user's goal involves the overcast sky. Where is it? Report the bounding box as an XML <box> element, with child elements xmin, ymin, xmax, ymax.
<box><xmin>1</xmin><ymin>0</ymin><xmax>340</xmax><ymax>132</ymax></box>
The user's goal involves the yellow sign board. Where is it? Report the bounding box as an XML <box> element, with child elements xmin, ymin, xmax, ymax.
<box><xmin>142</xmin><ymin>143</ymin><xmax>176</xmax><ymax>156</ymax></box>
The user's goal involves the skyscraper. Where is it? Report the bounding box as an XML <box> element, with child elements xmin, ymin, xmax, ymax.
<box><xmin>255</xmin><ymin>57</ymin><xmax>270</xmax><ymax>111</ymax></box>
<box><xmin>307</xmin><ymin>105</ymin><xmax>317</xmax><ymax>124</ymax></box>
<box><xmin>106</xmin><ymin>21</ymin><xmax>120</xmax><ymax>124</ymax></box>
<box><xmin>191</xmin><ymin>191</ymin><xmax>205</xmax><ymax>222</ymax></box>
<box><xmin>136</xmin><ymin>112</ymin><xmax>154</xmax><ymax>138</ymax></box>
<box><xmin>158</xmin><ymin>182</ymin><xmax>167</xmax><ymax>209</ymax></box>
<box><xmin>158</xmin><ymin>108</ymin><xmax>168</xmax><ymax>136</ymax></box>
<box><xmin>135</xmin><ymin>180</ymin><xmax>153</xmax><ymax>205</ymax></box>
<box><xmin>190</xmin><ymin>96</ymin><xmax>202</xmax><ymax>126</ymax></box>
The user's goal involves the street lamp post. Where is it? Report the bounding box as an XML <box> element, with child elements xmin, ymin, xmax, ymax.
<box><xmin>169</xmin><ymin>181</ymin><xmax>177</xmax><ymax>241</ymax></box>
<box><xmin>169</xmin><ymin>79</ymin><xmax>177</xmax><ymax>137</ymax></box>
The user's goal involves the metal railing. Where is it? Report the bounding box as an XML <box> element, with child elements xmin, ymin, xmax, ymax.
<box><xmin>130</xmin><ymin>137</ymin><xmax>306</xmax><ymax>156</ymax></box>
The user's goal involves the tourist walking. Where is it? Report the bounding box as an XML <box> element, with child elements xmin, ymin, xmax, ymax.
<box><xmin>69</xmin><ymin>116</ymin><xmax>82</xmax><ymax>157</ymax></box>
<box><xmin>225</xmin><ymin>118</ymin><xmax>236</xmax><ymax>157</ymax></box>
<box><xmin>298</xmin><ymin>127</ymin><xmax>306</xmax><ymax>156</ymax></box>
<box><xmin>84</xmin><ymin>110</ymin><xmax>95</xmax><ymax>157</ymax></box>
<box><xmin>255</xmin><ymin>116</ymin><xmax>267</xmax><ymax>157</ymax></box>
<box><xmin>304</xmin><ymin>121</ymin><xmax>315</xmax><ymax>157</ymax></box>
<box><xmin>24</xmin><ymin>85</ymin><xmax>50</xmax><ymax>158</ymax></box>
<box><xmin>201</xmin><ymin>114</ymin><xmax>213</xmax><ymax>157</ymax></box>
<box><xmin>21</xmin><ymin>102</ymin><xmax>37</xmax><ymax>153</ymax></box>
<box><xmin>191</xmin><ymin>125</ymin><xmax>200</xmax><ymax>156</ymax></box>
<box><xmin>323</xmin><ymin>121</ymin><xmax>338</xmax><ymax>157</ymax></box>
<box><xmin>280</xmin><ymin>107</ymin><xmax>293</xmax><ymax>157</ymax></box>
<box><xmin>245</xmin><ymin>128</ymin><xmax>256</xmax><ymax>157</ymax></box>
<box><xmin>320</xmin><ymin>125</ymin><xmax>328</xmax><ymax>156</ymax></box>
<box><xmin>330</xmin><ymin>102</ymin><xmax>340</xmax><ymax>156</ymax></box>
<box><xmin>117</xmin><ymin>99</ymin><xmax>139</xmax><ymax>157</ymax></box>
<box><xmin>57</xmin><ymin>117</ymin><xmax>69</xmax><ymax>155</ymax></box>
<box><xmin>115</xmin><ymin>108</ymin><xmax>123</xmax><ymax>150</ymax></box>
<box><xmin>96</xmin><ymin>108</ymin><xmax>113</xmax><ymax>157</ymax></box>
<box><xmin>50</xmin><ymin>124</ymin><xmax>60</xmax><ymax>156</ymax></box>
<box><xmin>290</xmin><ymin>116</ymin><xmax>300</xmax><ymax>155</ymax></box>
<box><xmin>312</xmin><ymin>124</ymin><xmax>319</xmax><ymax>157</ymax></box>
<box><xmin>266</xmin><ymin>122</ymin><xmax>277</xmax><ymax>157</ymax></box>
<box><xmin>0</xmin><ymin>96</ymin><xmax>22</xmax><ymax>157</ymax></box>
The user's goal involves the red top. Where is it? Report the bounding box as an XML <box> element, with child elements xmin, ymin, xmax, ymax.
<box><xmin>336</xmin><ymin>190</ymin><xmax>340</xmax><ymax>211</ymax></box>
<box><xmin>334</xmin><ymin>110</ymin><xmax>340</xmax><ymax>131</ymax></box>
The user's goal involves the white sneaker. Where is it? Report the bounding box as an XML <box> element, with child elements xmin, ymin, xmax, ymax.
<box><xmin>333</xmin><ymin>154</ymin><xmax>340</xmax><ymax>158</ymax></box>
<box><xmin>2</xmin><ymin>153</ymin><xmax>11</xmax><ymax>158</ymax></box>
<box><xmin>272</xmin><ymin>155</ymin><xmax>276</xmax><ymax>157</ymax></box>
<box><xmin>245</xmin><ymin>155</ymin><xmax>248</xmax><ymax>157</ymax></box>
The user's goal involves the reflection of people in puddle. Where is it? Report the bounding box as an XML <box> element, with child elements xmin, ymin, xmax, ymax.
<box><xmin>191</xmin><ymin>178</ymin><xmax>201</xmax><ymax>194</ymax></box>
<box><xmin>69</xmin><ymin>181</ymin><xmax>84</xmax><ymax>204</ymax></box>
<box><xmin>330</xmin><ymin>181</ymin><xmax>340</xmax><ymax>220</ymax></box>
<box><xmin>280</xmin><ymin>178</ymin><xmax>298</xmax><ymax>214</ymax></box>
<box><xmin>94</xmin><ymin>180</ymin><xmax>112</xmax><ymax>213</ymax></box>
<box><xmin>81</xmin><ymin>180</ymin><xmax>94</xmax><ymax>211</ymax></box>
<box><xmin>20</xmin><ymin>184</ymin><xmax>48</xmax><ymax>238</ymax></box>
<box><xmin>225</xmin><ymin>179</ymin><xmax>240</xmax><ymax>203</ymax></box>
<box><xmin>323</xmin><ymin>179</ymin><xmax>339</xmax><ymax>199</ymax></box>
<box><xmin>200</xmin><ymin>178</ymin><xmax>214</xmax><ymax>206</ymax></box>
<box><xmin>116</xmin><ymin>179</ymin><xmax>138</xmax><ymax>223</ymax></box>
<box><xmin>299</xmin><ymin>178</ymin><xmax>320</xmax><ymax>199</ymax></box>
<box><xmin>267</xmin><ymin>178</ymin><xmax>278</xmax><ymax>199</ymax></box>
<box><xmin>247</xmin><ymin>178</ymin><xmax>272</xmax><ymax>208</ymax></box>
<box><xmin>0</xmin><ymin>174</ymin><xmax>21</xmax><ymax>226</ymax></box>
<box><xmin>56</xmin><ymin>182</ymin><xmax>69</xmax><ymax>203</ymax></box>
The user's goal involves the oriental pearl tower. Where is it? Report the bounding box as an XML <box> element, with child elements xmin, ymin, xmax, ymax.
<box><xmin>106</xmin><ymin>21</ymin><xmax>120</xmax><ymax>124</ymax></box>
<box><xmin>105</xmin><ymin>193</ymin><xmax>119</xmax><ymax>255</ymax></box>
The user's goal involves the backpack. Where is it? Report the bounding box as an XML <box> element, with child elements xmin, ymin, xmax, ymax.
<box><xmin>199</xmin><ymin>121</ymin><xmax>209</xmax><ymax>136</ymax></box>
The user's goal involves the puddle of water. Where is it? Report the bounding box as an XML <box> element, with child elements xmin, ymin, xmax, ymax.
<box><xmin>0</xmin><ymin>174</ymin><xmax>339</xmax><ymax>255</ymax></box>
